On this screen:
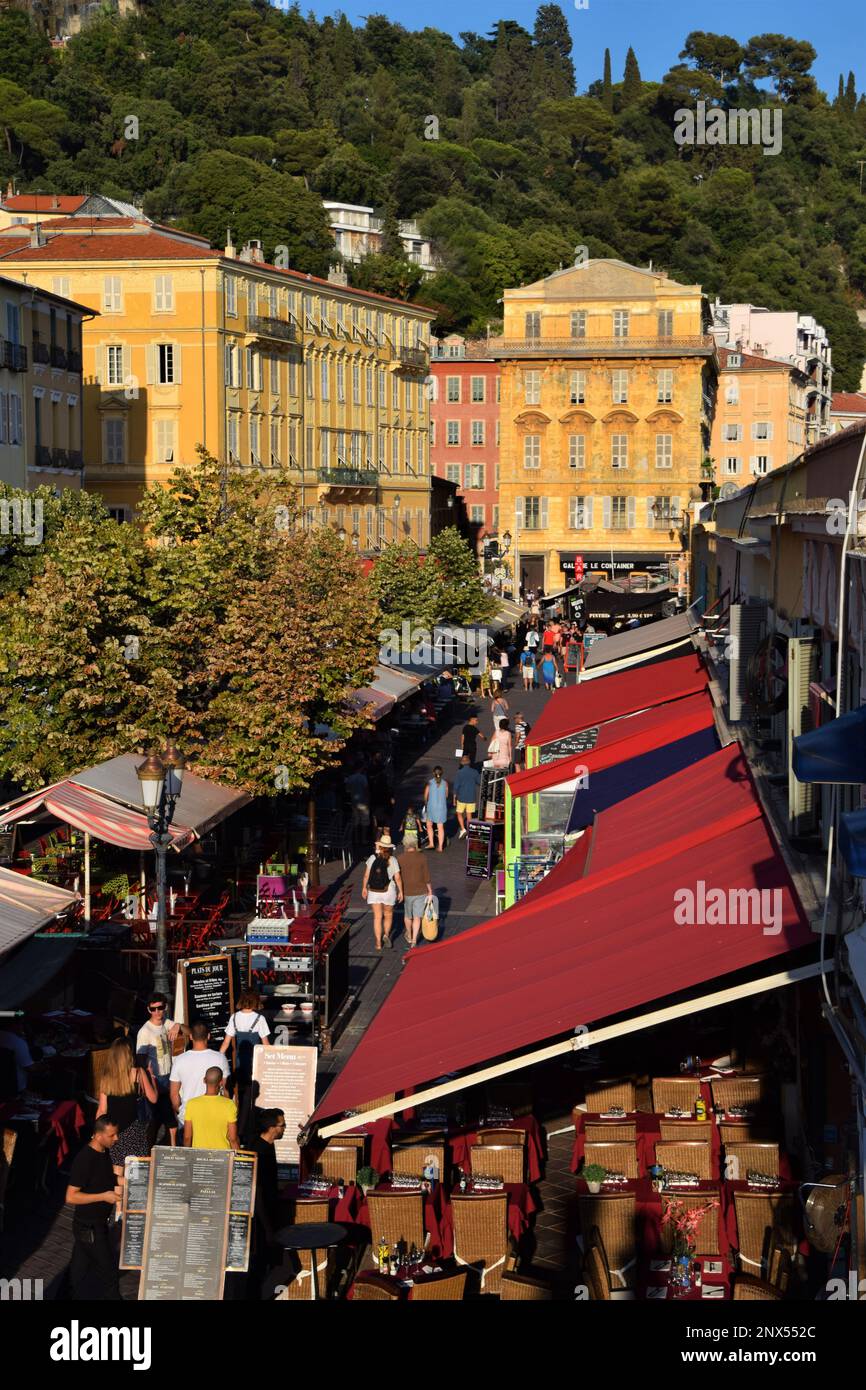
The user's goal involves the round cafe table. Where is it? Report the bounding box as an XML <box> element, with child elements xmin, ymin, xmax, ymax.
<box><xmin>276</xmin><ymin>1222</ymin><xmax>346</xmax><ymax>1301</ymax></box>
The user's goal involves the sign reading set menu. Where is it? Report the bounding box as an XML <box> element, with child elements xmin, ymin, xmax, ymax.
<box><xmin>252</xmin><ymin>1045</ymin><xmax>317</xmax><ymax>1166</ymax></box>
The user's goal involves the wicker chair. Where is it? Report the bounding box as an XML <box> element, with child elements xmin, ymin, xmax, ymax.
<box><xmin>659</xmin><ymin>1188</ymin><xmax>721</xmax><ymax>1257</ymax></box>
<box><xmin>655</xmin><ymin>1141</ymin><xmax>713</xmax><ymax>1181</ymax></box>
<box><xmin>578</xmin><ymin>1195</ymin><xmax>637</xmax><ymax>1289</ymax></box>
<box><xmin>476</xmin><ymin>1128</ymin><xmax>527</xmax><ymax>1148</ymax></box>
<box><xmin>584</xmin><ymin>1242</ymin><xmax>611</xmax><ymax>1300</ymax></box>
<box><xmin>366</xmin><ymin>1192</ymin><xmax>427</xmax><ymax>1258</ymax></box>
<box><xmin>733</xmin><ymin>1192</ymin><xmax>797</xmax><ymax>1278</ymax></box>
<box><xmin>352</xmin><ymin>1278</ymin><xmax>402</xmax><ymax>1301</ymax></box>
<box><xmin>583</xmin><ymin>1141</ymin><xmax>639</xmax><ymax>1179</ymax></box>
<box><xmin>711</xmin><ymin>1075</ymin><xmax>767</xmax><ymax>1114</ymax></box>
<box><xmin>411</xmin><ymin>1271</ymin><xmax>467</xmax><ymax>1301</ymax></box>
<box><xmin>0</xmin><ymin>1128</ymin><xmax>16</xmax><ymax>1234</ymax></box>
<box><xmin>585</xmin><ymin>1081</ymin><xmax>636</xmax><ymax>1114</ymax></box>
<box><xmin>733</xmin><ymin>1275</ymin><xmax>784</xmax><ymax>1301</ymax></box>
<box><xmin>451</xmin><ymin>1192</ymin><xmax>509</xmax><ymax>1295</ymax></box>
<box><xmin>392</xmin><ymin>1142</ymin><xmax>447</xmax><ymax>1181</ymax></box>
<box><xmin>312</xmin><ymin>1144</ymin><xmax>358</xmax><ymax>1185</ymax></box>
<box><xmin>718</xmin><ymin>1122</ymin><xmax>773</xmax><ymax>1145</ymax></box>
<box><xmin>651</xmin><ymin>1077</ymin><xmax>703</xmax><ymax>1115</ymax></box>
<box><xmin>723</xmin><ymin>1142</ymin><xmax>780</xmax><ymax>1182</ymax></box>
<box><xmin>659</xmin><ymin>1120</ymin><xmax>713</xmax><ymax>1142</ymax></box>
<box><xmin>769</xmin><ymin>1244</ymin><xmax>792</xmax><ymax>1294</ymax></box>
<box><xmin>500</xmin><ymin>1272</ymin><xmax>553</xmax><ymax>1300</ymax></box>
<box><xmin>585</xmin><ymin>1122</ymin><xmax>637</xmax><ymax>1143</ymax></box>
<box><xmin>469</xmin><ymin>1144</ymin><xmax>524</xmax><ymax>1185</ymax></box>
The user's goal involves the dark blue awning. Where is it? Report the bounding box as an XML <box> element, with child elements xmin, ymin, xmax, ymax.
<box><xmin>792</xmin><ymin>705</ymin><xmax>866</xmax><ymax>785</ymax></box>
<box><xmin>840</xmin><ymin>808</ymin><xmax>866</xmax><ymax>877</ymax></box>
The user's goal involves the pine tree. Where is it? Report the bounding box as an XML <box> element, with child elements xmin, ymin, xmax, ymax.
<box><xmin>532</xmin><ymin>4</ymin><xmax>575</xmax><ymax>100</ymax></box>
<box><xmin>622</xmin><ymin>46</ymin><xmax>642</xmax><ymax>105</ymax></box>
<box><xmin>602</xmin><ymin>47</ymin><xmax>613</xmax><ymax>112</ymax></box>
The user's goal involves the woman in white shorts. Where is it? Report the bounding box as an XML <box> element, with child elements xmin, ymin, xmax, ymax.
<box><xmin>361</xmin><ymin>831</ymin><xmax>403</xmax><ymax>951</ymax></box>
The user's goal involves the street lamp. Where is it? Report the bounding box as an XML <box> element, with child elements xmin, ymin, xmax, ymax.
<box><xmin>351</xmin><ymin>529</ymin><xmax>360</xmax><ymax>550</ymax></box>
<box><xmin>137</xmin><ymin>743</ymin><xmax>186</xmax><ymax>996</ymax></box>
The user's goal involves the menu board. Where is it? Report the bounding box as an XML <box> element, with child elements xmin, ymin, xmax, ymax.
<box><xmin>139</xmin><ymin>1147</ymin><xmax>232</xmax><ymax>1301</ymax></box>
<box><xmin>252</xmin><ymin>1045</ymin><xmax>317</xmax><ymax>1166</ymax></box>
<box><xmin>539</xmin><ymin>727</ymin><xmax>600</xmax><ymax>764</ymax></box>
<box><xmin>181</xmin><ymin>954</ymin><xmax>235</xmax><ymax>1044</ymax></box>
<box><xmin>119</xmin><ymin>1156</ymin><xmax>151</xmax><ymax>1270</ymax></box>
<box><xmin>465</xmin><ymin>819</ymin><xmax>496</xmax><ymax>878</ymax></box>
<box><xmin>226</xmin><ymin>1150</ymin><xmax>258</xmax><ymax>1273</ymax></box>
<box><xmin>564</xmin><ymin>641</ymin><xmax>582</xmax><ymax>670</ymax></box>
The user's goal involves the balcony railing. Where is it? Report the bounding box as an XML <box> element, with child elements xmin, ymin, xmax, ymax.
<box><xmin>50</xmin><ymin>344</ymin><xmax>68</xmax><ymax>369</ymax></box>
<box><xmin>1</xmin><ymin>339</ymin><xmax>27</xmax><ymax>371</ymax></box>
<box><xmin>67</xmin><ymin>449</ymin><xmax>84</xmax><ymax>470</ymax></box>
<box><xmin>398</xmin><ymin>346</ymin><xmax>428</xmax><ymax>370</ymax></box>
<box><xmin>66</xmin><ymin>349</ymin><xmax>82</xmax><ymax>374</ymax></box>
<box><xmin>32</xmin><ymin>446</ymin><xmax>84</xmax><ymax>471</ymax></box>
<box><xmin>34</xmin><ymin>444</ymin><xmax>53</xmax><ymax>468</ymax></box>
<box><xmin>317</xmin><ymin>466</ymin><xmax>379</xmax><ymax>488</ymax></box>
<box><xmin>486</xmin><ymin>334</ymin><xmax>716</xmax><ymax>358</ymax></box>
<box><xmin>248</xmin><ymin>315</ymin><xmax>296</xmax><ymax>343</ymax></box>
<box><xmin>32</xmin><ymin>340</ymin><xmax>51</xmax><ymax>365</ymax></box>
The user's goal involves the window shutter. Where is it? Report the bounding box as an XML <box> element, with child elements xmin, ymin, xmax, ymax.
<box><xmin>585</xmin><ymin>497</ymin><xmax>593</xmax><ymax>530</ymax></box>
<box><xmin>123</xmin><ymin>345</ymin><xmax>132</xmax><ymax>386</ymax></box>
<box><xmin>627</xmin><ymin>496</ymin><xmax>636</xmax><ymax>528</ymax></box>
<box><xmin>0</xmin><ymin>392</ymin><xmax>6</xmax><ymax>444</ymax></box>
<box><xmin>602</xmin><ymin>495</ymin><xmax>611</xmax><ymax>528</ymax></box>
<box><xmin>172</xmin><ymin>344</ymin><xmax>182</xmax><ymax>384</ymax></box>
<box><xmin>672</xmin><ymin>495</ymin><xmax>680</xmax><ymax>524</ymax></box>
<box><xmin>540</xmin><ymin>497</ymin><xmax>549</xmax><ymax>528</ymax></box>
<box><xmin>515</xmin><ymin>498</ymin><xmax>524</xmax><ymax>527</ymax></box>
<box><xmin>646</xmin><ymin>496</ymin><xmax>655</xmax><ymax>526</ymax></box>
<box><xmin>145</xmin><ymin>344</ymin><xmax>155</xmax><ymax>385</ymax></box>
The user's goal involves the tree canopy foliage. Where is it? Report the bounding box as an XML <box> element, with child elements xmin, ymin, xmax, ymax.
<box><xmin>3</xmin><ymin>4</ymin><xmax>866</xmax><ymax>384</ymax></box>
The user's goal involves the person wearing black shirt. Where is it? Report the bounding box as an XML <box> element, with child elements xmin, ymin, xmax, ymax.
<box><xmin>461</xmin><ymin>714</ymin><xmax>480</xmax><ymax>767</ymax></box>
<box><xmin>252</xmin><ymin>1108</ymin><xmax>286</xmax><ymax>1298</ymax></box>
<box><xmin>65</xmin><ymin>1116</ymin><xmax>123</xmax><ymax>1300</ymax></box>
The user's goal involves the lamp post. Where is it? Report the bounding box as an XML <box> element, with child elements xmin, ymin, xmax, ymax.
<box><xmin>137</xmin><ymin>743</ymin><xmax>186</xmax><ymax>997</ymax></box>
<box><xmin>502</xmin><ymin>516</ymin><xmax>520</xmax><ymax>599</ymax></box>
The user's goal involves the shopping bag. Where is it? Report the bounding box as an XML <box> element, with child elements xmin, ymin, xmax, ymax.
<box><xmin>421</xmin><ymin>897</ymin><xmax>439</xmax><ymax>941</ymax></box>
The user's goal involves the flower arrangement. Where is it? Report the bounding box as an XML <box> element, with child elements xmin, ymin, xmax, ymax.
<box><xmin>661</xmin><ymin>1197</ymin><xmax>720</xmax><ymax>1256</ymax></box>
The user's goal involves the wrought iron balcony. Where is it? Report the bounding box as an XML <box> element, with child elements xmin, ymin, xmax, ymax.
<box><xmin>32</xmin><ymin>340</ymin><xmax>50</xmax><ymax>365</ymax></box>
<box><xmin>398</xmin><ymin>345</ymin><xmax>428</xmax><ymax>371</ymax></box>
<box><xmin>67</xmin><ymin>449</ymin><xmax>84</xmax><ymax>470</ymax></box>
<box><xmin>486</xmin><ymin>334</ymin><xmax>716</xmax><ymax>359</ymax></box>
<box><xmin>317</xmin><ymin>467</ymin><xmax>379</xmax><ymax>489</ymax></box>
<box><xmin>34</xmin><ymin>444</ymin><xmax>53</xmax><ymax>468</ymax></box>
<box><xmin>1</xmin><ymin>339</ymin><xmax>27</xmax><ymax>371</ymax></box>
<box><xmin>50</xmin><ymin>344</ymin><xmax>68</xmax><ymax>369</ymax></box>
<box><xmin>66</xmin><ymin>349</ymin><xmax>82</xmax><ymax>374</ymax></box>
<box><xmin>248</xmin><ymin>315</ymin><xmax>296</xmax><ymax>343</ymax></box>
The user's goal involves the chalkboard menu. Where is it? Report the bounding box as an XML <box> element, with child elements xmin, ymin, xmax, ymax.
<box><xmin>226</xmin><ymin>1151</ymin><xmax>258</xmax><ymax>1273</ymax></box>
<box><xmin>539</xmin><ymin>727</ymin><xmax>600</xmax><ymax>764</ymax></box>
<box><xmin>564</xmin><ymin>641</ymin><xmax>582</xmax><ymax>670</ymax></box>
<box><xmin>181</xmin><ymin>954</ymin><xmax>235</xmax><ymax>1044</ymax></box>
<box><xmin>119</xmin><ymin>1156</ymin><xmax>151</xmax><ymax>1270</ymax></box>
<box><xmin>465</xmin><ymin>818</ymin><xmax>496</xmax><ymax>878</ymax></box>
<box><xmin>139</xmin><ymin>1147</ymin><xmax>232</xmax><ymax>1301</ymax></box>
<box><xmin>252</xmin><ymin>1045</ymin><xmax>317</xmax><ymax>1166</ymax></box>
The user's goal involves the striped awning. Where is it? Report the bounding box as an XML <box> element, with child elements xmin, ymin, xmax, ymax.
<box><xmin>0</xmin><ymin>867</ymin><xmax>79</xmax><ymax>957</ymax></box>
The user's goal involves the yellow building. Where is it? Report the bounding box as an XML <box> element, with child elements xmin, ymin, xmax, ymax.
<box><xmin>711</xmin><ymin>346</ymin><xmax>809</xmax><ymax>487</ymax></box>
<box><xmin>0</xmin><ymin>271</ymin><xmax>91</xmax><ymax>492</ymax></box>
<box><xmin>0</xmin><ymin>220</ymin><xmax>434</xmax><ymax>541</ymax></box>
<box><xmin>488</xmin><ymin>260</ymin><xmax>717</xmax><ymax>593</ymax></box>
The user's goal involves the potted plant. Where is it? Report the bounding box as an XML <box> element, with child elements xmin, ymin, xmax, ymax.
<box><xmin>582</xmin><ymin>1162</ymin><xmax>607</xmax><ymax>1194</ymax></box>
<box><xmin>357</xmin><ymin>1165</ymin><xmax>379</xmax><ymax>1196</ymax></box>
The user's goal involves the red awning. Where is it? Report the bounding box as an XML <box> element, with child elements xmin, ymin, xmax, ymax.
<box><xmin>45</xmin><ymin>784</ymin><xmax>194</xmax><ymax>851</ymax></box>
<box><xmin>527</xmin><ymin>653</ymin><xmax>708</xmax><ymax>751</ymax></box>
<box><xmin>312</xmin><ymin>743</ymin><xmax>812</xmax><ymax>1121</ymax></box>
<box><xmin>507</xmin><ymin>690</ymin><xmax>716</xmax><ymax>797</ymax></box>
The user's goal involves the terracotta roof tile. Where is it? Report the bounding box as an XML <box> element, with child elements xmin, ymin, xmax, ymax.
<box><xmin>2</xmin><ymin>194</ymin><xmax>87</xmax><ymax>213</ymax></box>
<box><xmin>830</xmin><ymin>391</ymin><xmax>866</xmax><ymax>414</ymax></box>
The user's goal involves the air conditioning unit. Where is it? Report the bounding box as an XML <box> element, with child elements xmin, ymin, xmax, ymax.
<box><xmin>728</xmin><ymin>600</ymin><xmax>767</xmax><ymax>721</ymax></box>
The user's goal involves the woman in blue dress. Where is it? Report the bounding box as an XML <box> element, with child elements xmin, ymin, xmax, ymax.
<box><xmin>423</xmin><ymin>765</ymin><xmax>450</xmax><ymax>852</ymax></box>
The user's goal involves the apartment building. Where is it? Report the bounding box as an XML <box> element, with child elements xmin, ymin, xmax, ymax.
<box><xmin>0</xmin><ymin>218</ymin><xmax>434</xmax><ymax>541</ymax></box>
<box><xmin>488</xmin><ymin>260</ymin><xmax>717</xmax><ymax>593</ymax></box>
<box><xmin>430</xmin><ymin>334</ymin><xmax>500</xmax><ymax>552</ymax></box>
<box><xmin>712</xmin><ymin>301</ymin><xmax>833</xmax><ymax>444</ymax></box>
<box><xmin>830</xmin><ymin>391</ymin><xmax>866</xmax><ymax>433</ymax></box>
<box><xmin>711</xmin><ymin>346</ymin><xmax>810</xmax><ymax>486</ymax></box>
<box><xmin>323</xmin><ymin>203</ymin><xmax>438</xmax><ymax>276</ymax></box>
<box><xmin>0</xmin><ymin>272</ymin><xmax>89</xmax><ymax>491</ymax></box>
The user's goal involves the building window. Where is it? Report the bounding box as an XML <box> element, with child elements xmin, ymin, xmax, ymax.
<box><xmin>496</xmin><ymin>377</ymin><xmax>501</xmax><ymax>403</ymax></box>
<box><xmin>405</xmin><ymin>379</ymin><xmax>412</xmax><ymax>411</ymax></box>
<box><xmin>52</xmin><ymin>276</ymin><xmax>71</xmax><ymax>299</ymax></box>
<box><xmin>154</xmin><ymin>418</ymin><xmax>176</xmax><ymax>464</ymax></box>
<box><xmin>522</xmin><ymin>496</ymin><xmax>546</xmax><ymax>529</ymax></box>
<box><xmin>446</xmin><ymin>376</ymin><xmax>461</xmax><ymax>403</ymax></box>
<box><xmin>655</xmin><ymin>433</ymin><xmax>673</xmax><ymax>468</ymax></box>
<box><xmin>495</xmin><ymin>420</ymin><xmax>500</xmax><ymax>446</ymax></box>
<box><xmin>104</xmin><ymin>417</ymin><xmax>125</xmax><ymax>465</ymax></box>
<box><xmin>320</xmin><ymin>358</ymin><xmax>330</xmax><ymax>400</ymax></box>
<box><xmin>352</xmin><ymin>362</ymin><xmax>360</xmax><ymax>403</ymax></box>
<box><xmin>752</xmin><ymin>455</ymin><xmax>771</xmax><ymax>475</ymax></box>
<box><xmin>723</xmin><ymin>423</ymin><xmax>743</xmax><ymax>441</ymax></box>
<box><xmin>569</xmin><ymin>371</ymin><xmax>586</xmax><ymax>405</ymax></box>
<box><xmin>270</xmin><ymin>356</ymin><xmax>279</xmax><ymax>395</ymax></box>
<box><xmin>157</xmin><ymin>343</ymin><xmax>178</xmax><ymax>385</ymax></box>
<box><xmin>611</xmin><ymin>433</ymin><xmax>628</xmax><ymax>469</ymax></box>
<box><xmin>249</xmin><ymin>415</ymin><xmax>261</xmax><ymax>466</ymax></box>
<box><xmin>465</xmin><ymin>463</ymin><xmax>485</xmax><ymax>490</ymax></box>
<box><xmin>245</xmin><ymin>348</ymin><xmax>261</xmax><ymax>392</ymax></box>
<box><xmin>106</xmin><ymin>344</ymin><xmax>125</xmax><ymax>386</ymax></box>
<box><xmin>102</xmin><ymin>276</ymin><xmax>123</xmax><ymax>312</ymax></box>
<box><xmin>227</xmin><ymin>416</ymin><xmax>240</xmax><ymax>461</ymax></box>
<box><xmin>657</xmin><ymin>369</ymin><xmax>673</xmax><ymax>403</ymax></box>
<box><xmin>471</xmin><ymin>420</ymin><xmax>485</xmax><ymax>446</ymax></box>
<box><xmin>525</xmin><ymin>312</ymin><xmax>540</xmax><ymax>340</ymax></box>
<box><xmin>471</xmin><ymin>376</ymin><xmax>485</xmax><ymax>403</ymax></box>
<box><xmin>650</xmin><ymin>495</ymin><xmax>675</xmax><ymax>528</ymax></box>
<box><xmin>568</xmin><ymin>434</ymin><xmax>585</xmax><ymax>469</ymax></box>
<box><xmin>446</xmin><ymin>420</ymin><xmax>460</xmax><ymax>446</ymax></box>
<box><xmin>657</xmin><ymin>309</ymin><xmax>673</xmax><ymax>337</ymax></box>
<box><xmin>378</xmin><ymin>368</ymin><xmax>386</xmax><ymax>407</ymax></box>
<box><xmin>270</xmin><ymin>418</ymin><xmax>281</xmax><ymax>466</ymax></box>
<box><xmin>366</xmin><ymin>366</ymin><xmax>374</xmax><ymax>405</ymax></box>
<box><xmin>288</xmin><ymin>357</ymin><xmax>298</xmax><ymax>396</ymax></box>
<box><xmin>154</xmin><ymin>275</ymin><xmax>174</xmax><ymax>312</ymax></box>
<box><xmin>378</xmin><ymin>430</ymin><xmax>385</xmax><ymax>467</ymax></box>
<box><xmin>392</xmin><ymin>375</ymin><xmax>399</xmax><ymax>409</ymax></box>
<box><xmin>610</xmin><ymin>495</ymin><xmax>629</xmax><ymax>529</ymax></box>
<box><xmin>336</xmin><ymin>361</ymin><xmax>345</xmax><ymax>402</ymax></box>
<box><xmin>492</xmin><ymin>504</ymin><xmax>499</xmax><ymax>530</ymax></box>
<box><xmin>570</xmin><ymin>310</ymin><xmax>586</xmax><ymax>340</ymax></box>
<box><xmin>417</xmin><ymin>433</ymin><xmax>424</xmax><ymax>471</ymax></box>
<box><xmin>470</xmin><ymin>504</ymin><xmax>485</xmax><ymax>525</ymax></box>
<box><xmin>612</xmin><ymin>369</ymin><xmax>629</xmax><ymax>404</ymax></box>
<box><xmin>225</xmin><ymin>277</ymin><xmax>237</xmax><ymax>317</ymax></box>
<box><xmin>752</xmin><ymin>421</ymin><xmax>773</xmax><ymax>440</ymax></box>
<box><xmin>392</xmin><ymin>432</ymin><xmax>399</xmax><ymax>471</ymax></box>
<box><xmin>613</xmin><ymin>310</ymin><xmax>629</xmax><ymax>339</ymax></box>
<box><xmin>725</xmin><ymin>381</ymin><xmax>739</xmax><ymax>405</ymax></box>
<box><xmin>724</xmin><ymin>456</ymin><xmax>740</xmax><ymax>475</ymax></box>
<box><xmin>525</xmin><ymin>370</ymin><xmax>541</xmax><ymax>405</ymax></box>
<box><xmin>524</xmin><ymin>434</ymin><xmax>541</xmax><ymax>469</ymax></box>
<box><xmin>569</xmin><ymin>496</ymin><xmax>590</xmax><ymax>529</ymax></box>
<box><xmin>445</xmin><ymin>463</ymin><xmax>460</xmax><ymax>484</ymax></box>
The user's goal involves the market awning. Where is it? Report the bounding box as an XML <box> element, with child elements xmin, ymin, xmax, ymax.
<box><xmin>580</xmin><ymin>608</ymin><xmax>700</xmax><ymax>680</ymax></box>
<box><xmin>71</xmin><ymin>754</ymin><xmax>250</xmax><ymax>837</ymax></box>
<box><xmin>0</xmin><ymin>866</ymin><xmax>79</xmax><ymax>957</ymax></box>
<box><xmin>528</xmin><ymin>652</ymin><xmax>708</xmax><ymax>752</ymax></box>
<box><xmin>370</xmin><ymin>664</ymin><xmax>423</xmax><ymax>701</ymax></box>
<box><xmin>792</xmin><ymin>705</ymin><xmax>866</xmax><ymax>784</ymax></box>
<box><xmin>349</xmin><ymin>686</ymin><xmax>394</xmax><ymax>721</ymax></box>
<box><xmin>312</xmin><ymin>752</ymin><xmax>812</xmax><ymax>1123</ymax></box>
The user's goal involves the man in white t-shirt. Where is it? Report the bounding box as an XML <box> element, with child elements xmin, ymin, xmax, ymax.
<box><xmin>137</xmin><ymin>991</ymin><xmax>183</xmax><ymax>1143</ymax></box>
<box><xmin>169</xmin><ymin>1022</ymin><xmax>230</xmax><ymax>1125</ymax></box>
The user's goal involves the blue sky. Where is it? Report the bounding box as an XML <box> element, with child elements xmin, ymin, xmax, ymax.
<box><xmin>282</xmin><ymin>0</ymin><xmax>864</xmax><ymax>98</ymax></box>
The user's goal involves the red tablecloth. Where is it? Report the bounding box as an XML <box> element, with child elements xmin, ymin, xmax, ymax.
<box><xmin>0</xmin><ymin>1099</ymin><xmax>85</xmax><ymax>1165</ymax></box>
<box><xmin>301</xmin><ymin>1117</ymin><xmax>393</xmax><ymax>1179</ymax></box>
<box><xmin>283</xmin><ymin>1181</ymin><xmax>361</xmax><ymax>1224</ymax></box>
<box><xmin>637</xmin><ymin>1255</ymin><xmax>733</xmax><ymax>1301</ymax></box>
<box><xmin>450</xmin><ymin>1115</ymin><xmax>544</xmax><ymax>1183</ymax></box>
<box><xmin>356</xmin><ymin>1183</ymin><xmax>447</xmax><ymax>1258</ymax></box>
<box><xmin>576</xmin><ymin>1177</ymin><xmax>728</xmax><ymax>1260</ymax></box>
<box><xmin>571</xmin><ymin>1112</ymin><xmax>661</xmax><ymax>1175</ymax></box>
<box><xmin>439</xmin><ymin>1182</ymin><xmax>537</xmax><ymax>1256</ymax></box>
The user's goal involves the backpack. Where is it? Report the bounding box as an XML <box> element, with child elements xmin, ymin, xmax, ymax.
<box><xmin>368</xmin><ymin>855</ymin><xmax>391</xmax><ymax>892</ymax></box>
<box><xmin>232</xmin><ymin>1012</ymin><xmax>263</xmax><ymax>1081</ymax></box>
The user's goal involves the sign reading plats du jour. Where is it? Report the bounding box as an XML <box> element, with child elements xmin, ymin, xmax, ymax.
<box><xmin>252</xmin><ymin>1045</ymin><xmax>317</xmax><ymax>1166</ymax></box>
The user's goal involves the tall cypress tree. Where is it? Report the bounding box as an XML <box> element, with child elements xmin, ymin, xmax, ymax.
<box><xmin>532</xmin><ymin>4</ymin><xmax>575</xmax><ymax>99</ymax></box>
<box><xmin>602</xmin><ymin>47</ymin><xmax>613</xmax><ymax>112</ymax></box>
<box><xmin>835</xmin><ymin>74</ymin><xmax>845</xmax><ymax>107</ymax></box>
<box><xmin>622</xmin><ymin>46</ymin><xmax>642</xmax><ymax>105</ymax></box>
<box><xmin>845</xmin><ymin>71</ymin><xmax>857</xmax><ymax>112</ymax></box>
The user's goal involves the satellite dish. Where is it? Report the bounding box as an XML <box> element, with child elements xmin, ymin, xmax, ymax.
<box><xmin>802</xmin><ymin>1175</ymin><xmax>850</xmax><ymax>1254</ymax></box>
<box><xmin>719</xmin><ymin>482</ymin><xmax>741</xmax><ymax>500</ymax></box>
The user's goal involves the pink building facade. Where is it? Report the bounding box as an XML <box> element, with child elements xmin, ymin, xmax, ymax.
<box><xmin>430</xmin><ymin>335</ymin><xmax>501</xmax><ymax>554</ymax></box>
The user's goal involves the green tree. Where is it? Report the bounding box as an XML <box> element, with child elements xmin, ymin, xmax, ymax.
<box><xmin>0</xmin><ymin>10</ymin><xmax>54</xmax><ymax>95</ymax></box>
<box><xmin>743</xmin><ymin>34</ymin><xmax>817</xmax><ymax>101</ymax></box>
<box><xmin>0</xmin><ymin>79</ymin><xmax>65</xmax><ymax>171</ymax></box>
<box><xmin>427</xmin><ymin>527</ymin><xmax>496</xmax><ymax>624</ymax></box>
<box><xmin>601</xmin><ymin>48</ymin><xmax>613</xmax><ymax>113</ymax></box>
<box><xmin>622</xmin><ymin>47</ymin><xmax>643</xmax><ymax>106</ymax></box>
<box><xmin>532</xmin><ymin>4</ymin><xmax>575</xmax><ymax>101</ymax></box>
<box><xmin>678</xmin><ymin>32</ymin><xmax>744</xmax><ymax>86</ymax></box>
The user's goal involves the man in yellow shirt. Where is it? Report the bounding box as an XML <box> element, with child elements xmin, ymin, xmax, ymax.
<box><xmin>183</xmin><ymin>1067</ymin><xmax>239</xmax><ymax>1150</ymax></box>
